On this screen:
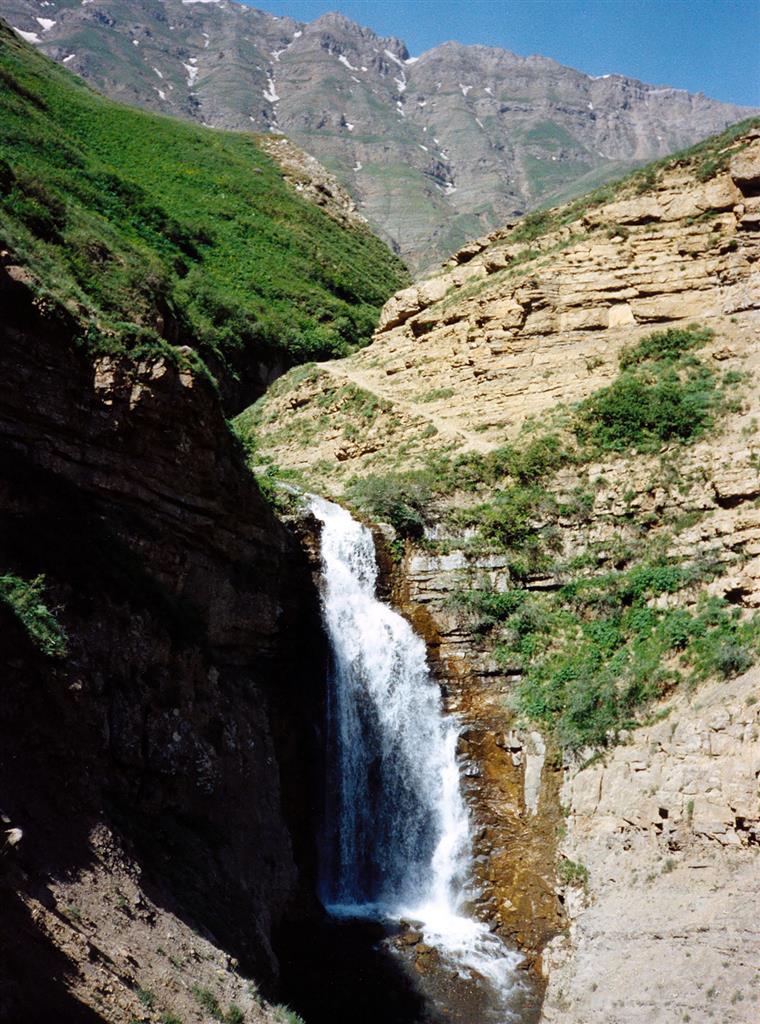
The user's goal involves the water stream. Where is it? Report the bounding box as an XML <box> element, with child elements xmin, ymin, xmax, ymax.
<box><xmin>310</xmin><ymin>496</ymin><xmax>526</xmax><ymax>1017</ymax></box>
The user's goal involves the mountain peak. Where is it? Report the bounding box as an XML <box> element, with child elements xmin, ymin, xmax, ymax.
<box><xmin>306</xmin><ymin>9</ymin><xmax>409</xmax><ymax>59</ymax></box>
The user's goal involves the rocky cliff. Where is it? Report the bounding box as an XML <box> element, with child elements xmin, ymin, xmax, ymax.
<box><xmin>242</xmin><ymin>122</ymin><xmax>760</xmax><ymax>1020</ymax></box>
<box><xmin>0</xmin><ymin>247</ymin><xmax>326</xmax><ymax>1021</ymax></box>
<box><xmin>542</xmin><ymin>664</ymin><xmax>759</xmax><ymax>1023</ymax></box>
<box><xmin>245</xmin><ymin>123</ymin><xmax>760</xmax><ymax>484</ymax></box>
<box><xmin>3</xmin><ymin>18</ymin><xmax>759</xmax><ymax>1017</ymax></box>
<box><xmin>2</xmin><ymin>0</ymin><xmax>755</xmax><ymax>272</ymax></box>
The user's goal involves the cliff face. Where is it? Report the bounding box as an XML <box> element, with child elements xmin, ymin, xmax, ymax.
<box><xmin>244</xmin><ymin>124</ymin><xmax>760</xmax><ymax>1020</ymax></box>
<box><xmin>542</xmin><ymin>664</ymin><xmax>760</xmax><ymax>1023</ymax></box>
<box><xmin>0</xmin><ymin>271</ymin><xmax>326</xmax><ymax>1023</ymax></box>
<box><xmin>391</xmin><ymin>549</ymin><xmax>565</xmax><ymax>963</ymax></box>
<box><xmin>3</xmin><ymin>0</ymin><xmax>756</xmax><ymax>272</ymax></box>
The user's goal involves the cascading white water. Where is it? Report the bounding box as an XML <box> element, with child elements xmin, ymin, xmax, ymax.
<box><xmin>310</xmin><ymin>495</ymin><xmax>524</xmax><ymax>1004</ymax></box>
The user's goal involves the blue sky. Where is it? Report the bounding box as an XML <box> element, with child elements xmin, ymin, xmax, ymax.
<box><xmin>241</xmin><ymin>0</ymin><xmax>760</xmax><ymax>107</ymax></box>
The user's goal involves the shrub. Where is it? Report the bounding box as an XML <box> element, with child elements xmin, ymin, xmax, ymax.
<box><xmin>492</xmin><ymin>433</ymin><xmax>567</xmax><ymax>484</ymax></box>
<box><xmin>452</xmin><ymin>587</ymin><xmax>526</xmax><ymax>629</ymax></box>
<box><xmin>559</xmin><ymin>671</ymin><xmax>620</xmax><ymax>749</ymax></box>
<box><xmin>509</xmin><ymin>209</ymin><xmax>554</xmax><ymax>243</ymax></box>
<box><xmin>572</xmin><ymin>323</ymin><xmax>742</xmax><ymax>455</ymax></box>
<box><xmin>574</xmin><ymin>365</ymin><xmax>717</xmax><ymax>453</ymax></box>
<box><xmin>624</xmin><ymin>562</ymin><xmax>687</xmax><ymax>599</ymax></box>
<box><xmin>634</xmin><ymin>166</ymin><xmax>658</xmax><ymax>194</ymax></box>
<box><xmin>477</xmin><ymin>489</ymin><xmax>539</xmax><ymax>548</ymax></box>
<box><xmin>274</xmin><ymin>1008</ymin><xmax>305</xmax><ymax>1024</ymax></box>
<box><xmin>418</xmin><ymin>387</ymin><xmax>454</xmax><ymax>403</ymax></box>
<box><xmin>188</xmin><ymin>991</ymin><xmax>244</xmax><ymax>1024</ymax></box>
<box><xmin>136</xmin><ymin>989</ymin><xmax>155</xmax><ymax>1009</ymax></box>
<box><xmin>557</xmin><ymin>858</ymin><xmax>590</xmax><ymax>887</ymax></box>
<box><xmin>510</xmin><ymin>562</ymin><xmax>760</xmax><ymax>750</ymax></box>
<box><xmin>619</xmin><ymin>326</ymin><xmax>713</xmax><ymax>370</ymax></box>
<box><xmin>345</xmin><ymin>471</ymin><xmax>434</xmax><ymax>538</ymax></box>
<box><xmin>460</xmin><ymin>484</ymin><xmax>551</xmax><ymax>550</ymax></box>
<box><xmin>711</xmin><ymin>642</ymin><xmax>753</xmax><ymax>678</ymax></box>
<box><xmin>688</xmin><ymin>599</ymin><xmax>760</xmax><ymax>681</ymax></box>
<box><xmin>192</xmin><ymin>987</ymin><xmax>223</xmax><ymax>1021</ymax></box>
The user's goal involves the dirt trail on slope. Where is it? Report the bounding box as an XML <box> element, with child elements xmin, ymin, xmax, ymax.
<box><xmin>317</xmin><ymin>359</ymin><xmax>495</xmax><ymax>454</ymax></box>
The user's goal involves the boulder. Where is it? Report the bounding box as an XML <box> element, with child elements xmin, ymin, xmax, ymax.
<box><xmin>416</xmin><ymin>276</ymin><xmax>450</xmax><ymax>306</ymax></box>
<box><xmin>607</xmin><ymin>302</ymin><xmax>636</xmax><ymax>328</ymax></box>
<box><xmin>585</xmin><ymin>196</ymin><xmax>663</xmax><ymax>227</ymax></box>
<box><xmin>378</xmin><ymin>285</ymin><xmax>424</xmax><ymax>330</ymax></box>
<box><xmin>664</xmin><ymin>174</ymin><xmax>741</xmax><ymax>219</ymax></box>
<box><xmin>730</xmin><ymin>140</ymin><xmax>760</xmax><ymax>196</ymax></box>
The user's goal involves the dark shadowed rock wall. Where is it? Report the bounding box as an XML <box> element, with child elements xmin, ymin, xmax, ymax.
<box><xmin>0</xmin><ymin>267</ymin><xmax>326</xmax><ymax>1021</ymax></box>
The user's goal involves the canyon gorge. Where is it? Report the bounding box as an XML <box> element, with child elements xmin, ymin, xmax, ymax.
<box><xmin>1</xmin><ymin>10</ymin><xmax>759</xmax><ymax>1024</ymax></box>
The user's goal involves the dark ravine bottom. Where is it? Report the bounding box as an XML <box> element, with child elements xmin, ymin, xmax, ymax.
<box><xmin>277</xmin><ymin>916</ymin><xmax>542</xmax><ymax>1024</ymax></box>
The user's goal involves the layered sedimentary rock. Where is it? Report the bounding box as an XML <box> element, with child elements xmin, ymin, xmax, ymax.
<box><xmin>252</xmin><ymin>131</ymin><xmax>760</xmax><ymax>478</ymax></box>
<box><xmin>0</xmin><ymin>267</ymin><xmax>325</xmax><ymax>1023</ymax></box>
<box><xmin>542</xmin><ymin>665</ymin><xmax>760</xmax><ymax>1024</ymax></box>
<box><xmin>389</xmin><ymin>551</ymin><xmax>565</xmax><ymax>962</ymax></box>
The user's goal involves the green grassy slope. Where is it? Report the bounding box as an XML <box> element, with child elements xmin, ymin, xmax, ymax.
<box><xmin>0</xmin><ymin>21</ymin><xmax>409</xmax><ymax>400</ymax></box>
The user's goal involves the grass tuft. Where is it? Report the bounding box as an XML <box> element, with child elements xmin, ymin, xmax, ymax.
<box><xmin>0</xmin><ymin>573</ymin><xmax>67</xmax><ymax>657</ymax></box>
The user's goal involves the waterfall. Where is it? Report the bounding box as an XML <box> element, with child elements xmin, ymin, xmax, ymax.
<box><xmin>310</xmin><ymin>496</ymin><xmax>523</xmax><ymax>1002</ymax></box>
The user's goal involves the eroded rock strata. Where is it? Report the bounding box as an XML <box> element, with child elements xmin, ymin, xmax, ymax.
<box><xmin>0</xmin><ymin>271</ymin><xmax>326</xmax><ymax>1023</ymax></box>
<box><xmin>253</xmin><ymin>131</ymin><xmax>760</xmax><ymax>479</ymax></box>
<box><xmin>389</xmin><ymin>547</ymin><xmax>565</xmax><ymax>965</ymax></box>
<box><xmin>542</xmin><ymin>665</ymin><xmax>760</xmax><ymax>1023</ymax></box>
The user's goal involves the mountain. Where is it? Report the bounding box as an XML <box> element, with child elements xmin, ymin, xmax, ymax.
<box><xmin>2</xmin><ymin>0</ymin><xmax>756</xmax><ymax>272</ymax></box>
<box><xmin>0</xmin><ymin>18</ymin><xmax>408</xmax><ymax>411</ymax></box>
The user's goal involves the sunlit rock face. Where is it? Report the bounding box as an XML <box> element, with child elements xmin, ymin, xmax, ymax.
<box><xmin>247</xmin><ymin>127</ymin><xmax>760</xmax><ymax>1022</ymax></box>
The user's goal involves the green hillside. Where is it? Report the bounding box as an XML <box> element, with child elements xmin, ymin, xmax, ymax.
<box><xmin>0</xmin><ymin>21</ymin><xmax>409</xmax><ymax>399</ymax></box>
